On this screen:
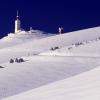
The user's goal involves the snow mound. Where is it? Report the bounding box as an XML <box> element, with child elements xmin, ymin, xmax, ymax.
<box><xmin>0</xmin><ymin>30</ymin><xmax>52</xmax><ymax>49</ymax></box>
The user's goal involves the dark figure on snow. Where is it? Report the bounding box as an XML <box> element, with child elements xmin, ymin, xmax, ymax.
<box><xmin>10</xmin><ymin>59</ymin><xmax>14</xmax><ymax>63</ymax></box>
<box><xmin>15</xmin><ymin>58</ymin><xmax>19</xmax><ymax>62</ymax></box>
<box><xmin>15</xmin><ymin>58</ymin><xmax>24</xmax><ymax>63</ymax></box>
<box><xmin>0</xmin><ymin>66</ymin><xmax>4</xmax><ymax>68</ymax></box>
<box><xmin>19</xmin><ymin>58</ymin><xmax>24</xmax><ymax>63</ymax></box>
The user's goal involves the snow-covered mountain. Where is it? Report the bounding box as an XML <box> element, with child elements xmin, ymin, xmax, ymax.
<box><xmin>0</xmin><ymin>30</ymin><xmax>52</xmax><ymax>49</ymax></box>
<box><xmin>0</xmin><ymin>27</ymin><xmax>100</xmax><ymax>100</ymax></box>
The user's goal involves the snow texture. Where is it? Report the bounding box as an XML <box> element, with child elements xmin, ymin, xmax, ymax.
<box><xmin>0</xmin><ymin>27</ymin><xmax>100</xmax><ymax>100</ymax></box>
<box><xmin>3</xmin><ymin>65</ymin><xmax>100</xmax><ymax>100</ymax></box>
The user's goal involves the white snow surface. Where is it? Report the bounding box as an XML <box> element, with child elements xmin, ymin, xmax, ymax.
<box><xmin>39</xmin><ymin>40</ymin><xmax>100</xmax><ymax>57</ymax></box>
<box><xmin>1</xmin><ymin>56</ymin><xmax>100</xmax><ymax>100</ymax></box>
<box><xmin>0</xmin><ymin>27</ymin><xmax>100</xmax><ymax>99</ymax></box>
<box><xmin>0</xmin><ymin>30</ymin><xmax>51</xmax><ymax>49</ymax></box>
<box><xmin>3</xmin><ymin>65</ymin><xmax>100</xmax><ymax>100</ymax></box>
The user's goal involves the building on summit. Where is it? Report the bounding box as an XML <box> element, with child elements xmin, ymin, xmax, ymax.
<box><xmin>15</xmin><ymin>11</ymin><xmax>21</xmax><ymax>33</ymax></box>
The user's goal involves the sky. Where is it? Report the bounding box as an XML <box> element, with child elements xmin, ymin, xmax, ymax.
<box><xmin>0</xmin><ymin>0</ymin><xmax>100</xmax><ymax>38</ymax></box>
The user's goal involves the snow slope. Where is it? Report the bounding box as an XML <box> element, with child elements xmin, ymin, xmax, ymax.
<box><xmin>0</xmin><ymin>27</ymin><xmax>100</xmax><ymax>99</ymax></box>
<box><xmin>0</xmin><ymin>26</ymin><xmax>100</xmax><ymax>64</ymax></box>
<box><xmin>0</xmin><ymin>56</ymin><xmax>100</xmax><ymax>99</ymax></box>
<box><xmin>39</xmin><ymin>39</ymin><xmax>100</xmax><ymax>57</ymax></box>
<box><xmin>0</xmin><ymin>30</ymin><xmax>51</xmax><ymax>49</ymax></box>
<box><xmin>8</xmin><ymin>26</ymin><xmax>100</xmax><ymax>52</ymax></box>
<box><xmin>3</xmin><ymin>65</ymin><xmax>100</xmax><ymax>100</ymax></box>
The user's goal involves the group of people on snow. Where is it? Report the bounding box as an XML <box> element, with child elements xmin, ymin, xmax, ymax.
<box><xmin>50</xmin><ymin>46</ymin><xmax>60</xmax><ymax>51</ymax></box>
<box><xmin>10</xmin><ymin>58</ymin><xmax>25</xmax><ymax>63</ymax></box>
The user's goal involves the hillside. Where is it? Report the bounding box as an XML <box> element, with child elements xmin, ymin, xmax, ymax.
<box><xmin>39</xmin><ymin>38</ymin><xmax>100</xmax><ymax>57</ymax></box>
<box><xmin>0</xmin><ymin>56</ymin><xmax>100</xmax><ymax>99</ymax></box>
<box><xmin>0</xmin><ymin>27</ymin><xmax>100</xmax><ymax>64</ymax></box>
<box><xmin>0</xmin><ymin>26</ymin><xmax>100</xmax><ymax>99</ymax></box>
<box><xmin>0</xmin><ymin>30</ymin><xmax>51</xmax><ymax>49</ymax></box>
<box><xmin>4</xmin><ymin>64</ymin><xmax>100</xmax><ymax>100</ymax></box>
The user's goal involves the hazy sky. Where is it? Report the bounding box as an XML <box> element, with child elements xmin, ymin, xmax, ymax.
<box><xmin>0</xmin><ymin>0</ymin><xmax>100</xmax><ymax>38</ymax></box>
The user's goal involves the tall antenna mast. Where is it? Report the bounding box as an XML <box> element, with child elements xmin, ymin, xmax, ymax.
<box><xmin>17</xmin><ymin>10</ymin><xmax>19</xmax><ymax>19</ymax></box>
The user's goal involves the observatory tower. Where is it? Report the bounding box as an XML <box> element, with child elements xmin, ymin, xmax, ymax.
<box><xmin>15</xmin><ymin>11</ymin><xmax>21</xmax><ymax>33</ymax></box>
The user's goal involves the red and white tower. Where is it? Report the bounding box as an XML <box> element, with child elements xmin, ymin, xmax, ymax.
<box><xmin>15</xmin><ymin>11</ymin><xmax>21</xmax><ymax>33</ymax></box>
